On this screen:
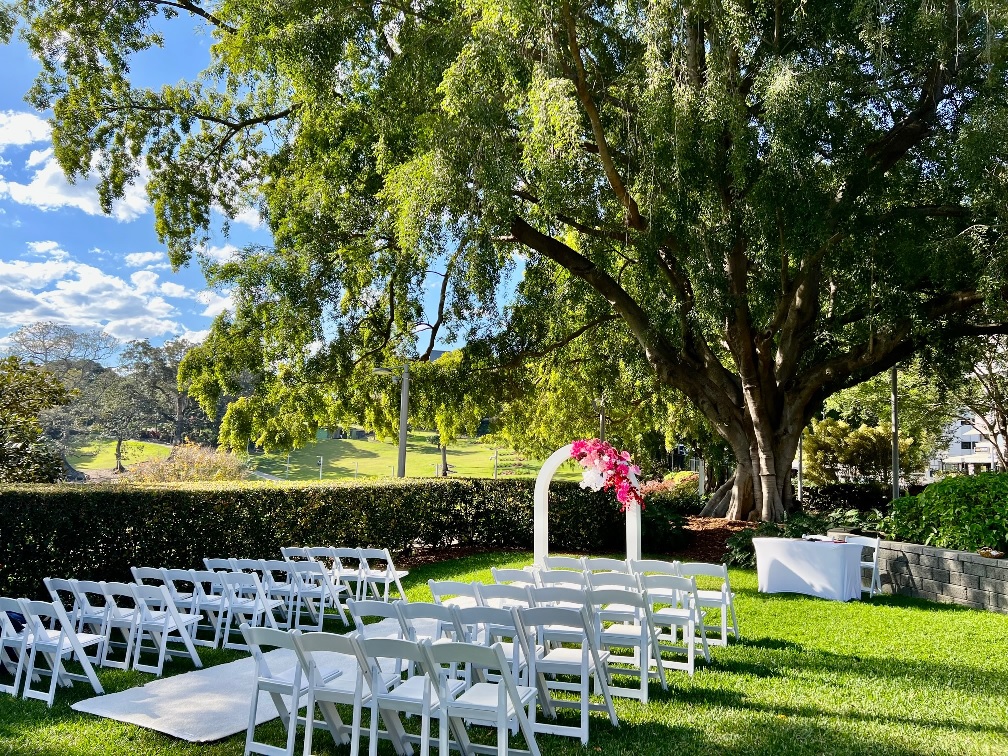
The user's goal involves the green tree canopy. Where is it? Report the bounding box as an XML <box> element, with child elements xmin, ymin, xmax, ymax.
<box><xmin>0</xmin><ymin>356</ymin><xmax>70</xmax><ymax>482</ymax></box>
<box><xmin>14</xmin><ymin>0</ymin><xmax>1008</xmax><ymax>519</ymax></box>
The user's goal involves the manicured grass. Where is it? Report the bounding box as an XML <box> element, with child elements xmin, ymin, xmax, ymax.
<box><xmin>66</xmin><ymin>440</ymin><xmax>172</xmax><ymax>472</ymax></box>
<box><xmin>249</xmin><ymin>433</ymin><xmax>581</xmax><ymax>481</ymax></box>
<box><xmin>3</xmin><ymin>552</ymin><xmax>1008</xmax><ymax>755</ymax></box>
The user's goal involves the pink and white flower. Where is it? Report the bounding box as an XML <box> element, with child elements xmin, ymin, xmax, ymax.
<box><xmin>570</xmin><ymin>438</ymin><xmax>643</xmax><ymax>512</ymax></box>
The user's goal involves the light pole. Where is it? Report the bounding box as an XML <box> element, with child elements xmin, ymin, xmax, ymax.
<box><xmin>891</xmin><ymin>365</ymin><xmax>900</xmax><ymax>501</ymax></box>
<box><xmin>374</xmin><ymin>363</ymin><xmax>410</xmax><ymax>478</ymax></box>
<box><xmin>594</xmin><ymin>396</ymin><xmax>606</xmax><ymax>441</ymax></box>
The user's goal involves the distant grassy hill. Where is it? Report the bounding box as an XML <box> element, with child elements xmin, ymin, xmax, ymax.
<box><xmin>64</xmin><ymin>432</ymin><xmax>582</xmax><ymax>481</ymax></box>
<box><xmin>67</xmin><ymin>439</ymin><xmax>172</xmax><ymax>472</ymax></box>
<box><xmin>249</xmin><ymin>433</ymin><xmax>582</xmax><ymax>481</ymax></box>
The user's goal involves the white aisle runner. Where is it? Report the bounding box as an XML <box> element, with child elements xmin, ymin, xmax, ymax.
<box><xmin>71</xmin><ymin>618</ymin><xmax>427</xmax><ymax>743</ymax></box>
<box><xmin>75</xmin><ymin>649</ymin><xmax>333</xmax><ymax>742</ymax></box>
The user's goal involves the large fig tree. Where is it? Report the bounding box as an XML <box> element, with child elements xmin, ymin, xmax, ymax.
<box><xmin>14</xmin><ymin>0</ymin><xmax>1008</xmax><ymax>519</ymax></box>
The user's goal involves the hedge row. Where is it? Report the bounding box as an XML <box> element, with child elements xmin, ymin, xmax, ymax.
<box><xmin>0</xmin><ymin>479</ymin><xmax>683</xmax><ymax>599</ymax></box>
<box><xmin>883</xmin><ymin>472</ymin><xmax>1008</xmax><ymax>552</ymax></box>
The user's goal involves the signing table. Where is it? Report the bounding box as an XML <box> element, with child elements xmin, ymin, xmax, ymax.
<box><xmin>753</xmin><ymin>537</ymin><xmax>863</xmax><ymax>601</ymax></box>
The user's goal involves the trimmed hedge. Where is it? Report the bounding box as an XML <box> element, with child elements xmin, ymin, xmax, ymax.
<box><xmin>0</xmin><ymin>479</ymin><xmax>682</xmax><ymax>599</ymax></box>
<box><xmin>883</xmin><ymin>472</ymin><xmax>1008</xmax><ymax>552</ymax></box>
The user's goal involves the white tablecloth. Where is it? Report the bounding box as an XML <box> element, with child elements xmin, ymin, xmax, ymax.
<box><xmin>753</xmin><ymin>537</ymin><xmax>863</xmax><ymax>601</ymax></box>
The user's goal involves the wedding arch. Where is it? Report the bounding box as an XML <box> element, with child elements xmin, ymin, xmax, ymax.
<box><xmin>533</xmin><ymin>443</ymin><xmax>642</xmax><ymax>567</ymax></box>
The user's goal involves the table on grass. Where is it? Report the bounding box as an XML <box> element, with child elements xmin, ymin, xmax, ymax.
<box><xmin>753</xmin><ymin>537</ymin><xmax>863</xmax><ymax>601</ymax></box>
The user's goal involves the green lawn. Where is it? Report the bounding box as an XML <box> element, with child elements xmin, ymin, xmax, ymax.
<box><xmin>250</xmin><ymin>433</ymin><xmax>582</xmax><ymax>481</ymax></box>
<box><xmin>65</xmin><ymin>440</ymin><xmax>172</xmax><ymax>472</ymax></box>
<box><xmin>3</xmin><ymin>552</ymin><xmax>1008</xmax><ymax>755</ymax></box>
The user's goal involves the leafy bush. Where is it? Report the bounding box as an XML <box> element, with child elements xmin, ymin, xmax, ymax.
<box><xmin>882</xmin><ymin>473</ymin><xmax>1008</xmax><ymax>552</ymax></box>
<box><xmin>723</xmin><ymin>512</ymin><xmax>831</xmax><ymax>567</ymax></box>
<box><xmin>123</xmin><ymin>444</ymin><xmax>248</xmax><ymax>483</ymax></box>
<box><xmin>0</xmin><ymin>478</ymin><xmax>684</xmax><ymax>598</ymax></box>
<box><xmin>641</xmin><ymin>474</ymin><xmax>703</xmax><ymax>515</ymax></box>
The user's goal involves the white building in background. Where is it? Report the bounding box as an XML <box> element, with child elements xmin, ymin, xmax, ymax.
<box><xmin>926</xmin><ymin>413</ymin><xmax>1005</xmax><ymax>481</ymax></box>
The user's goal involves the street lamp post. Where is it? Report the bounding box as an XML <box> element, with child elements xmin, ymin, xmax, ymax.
<box><xmin>374</xmin><ymin>363</ymin><xmax>410</xmax><ymax>478</ymax></box>
<box><xmin>595</xmin><ymin>396</ymin><xmax>606</xmax><ymax>442</ymax></box>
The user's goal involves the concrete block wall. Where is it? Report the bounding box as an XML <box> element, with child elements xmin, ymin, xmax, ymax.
<box><xmin>878</xmin><ymin>540</ymin><xmax>1008</xmax><ymax>613</ymax></box>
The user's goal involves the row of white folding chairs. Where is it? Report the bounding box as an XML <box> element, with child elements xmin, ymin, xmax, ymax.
<box><xmin>431</xmin><ymin>578</ymin><xmax>710</xmax><ymax>690</ymax></box>
<box><xmin>160</xmin><ymin>560</ymin><xmax>350</xmax><ymax>636</ymax></box>
<box><xmin>522</xmin><ymin>557</ymin><xmax>740</xmax><ymax>645</ymax></box>
<box><xmin>241</xmin><ymin>622</ymin><xmax>541</xmax><ymax>756</ymax></box>
<box><xmin>279</xmin><ymin>546</ymin><xmax>409</xmax><ymax>603</ymax></box>
<box><xmin>41</xmin><ymin>577</ymin><xmax>204</xmax><ymax>677</ymax></box>
<box><xmin>344</xmin><ymin>595</ymin><xmax>619</xmax><ymax>747</ymax></box>
<box><xmin>137</xmin><ymin>565</ymin><xmax>346</xmax><ymax>649</ymax></box>
<box><xmin>0</xmin><ymin>594</ymin><xmax>105</xmax><ymax>707</ymax></box>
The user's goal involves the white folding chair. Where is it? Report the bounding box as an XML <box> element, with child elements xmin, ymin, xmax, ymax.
<box><xmin>100</xmin><ymin>581</ymin><xmax>141</xmax><ymax>669</ymax></box>
<box><xmin>628</xmin><ymin>558</ymin><xmax>678</xmax><ymax>576</ymax></box>
<box><xmin>0</xmin><ymin>597</ymin><xmax>30</xmax><ymax>697</ymax></box>
<box><xmin>491</xmin><ymin>568</ymin><xmax>540</xmax><ymax>589</ymax></box>
<box><xmin>676</xmin><ymin>562</ymin><xmax>738</xmax><ymax>645</ymax></box>
<box><xmin>129</xmin><ymin>584</ymin><xmax>203</xmax><ymax>675</ymax></box>
<box><xmin>290</xmin><ymin>560</ymin><xmax>349</xmax><ymax>630</ymax></box>
<box><xmin>845</xmin><ymin>535</ymin><xmax>883</xmax><ymax>597</ymax></box>
<box><xmin>19</xmin><ymin>599</ymin><xmax>104</xmax><ymax>706</ymax></box>
<box><xmin>131</xmin><ymin>566</ymin><xmax>166</xmax><ymax>587</ymax></box>
<box><xmin>586</xmin><ymin>587</ymin><xmax>667</xmax><ymax>702</ymax></box>
<box><xmin>583</xmin><ymin>557</ymin><xmax>630</xmax><ymax>573</ymax></box>
<box><xmin>357</xmin><ymin>636</ymin><xmax>448</xmax><ymax>756</ymax></box>
<box><xmin>359</xmin><ymin>548</ymin><xmax>409</xmax><ymax>602</ymax></box>
<box><xmin>260</xmin><ymin>560</ymin><xmax>298</xmax><ymax>629</ymax></box>
<box><xmin>347</xmin><ymin>598</ymin><xmax>409</xmax><ymax>661</ymax></box>
<box><xmin>204</xmin><ymin>557</ymin><xmax>234</xmax><ymax>572</ymax></box>
<box><xmin>542</xmin><ymin>556</ymin><xmax>584</xmax><ymax>572</ymax></box>
<box><xmin>47</xmin><ymin>578</ymin><xmax>107</xmax><ymax>666</ymax></box>
<box><xmin>639</xmin><ymin>573</ymin><xmax>710</xmax><ymax>674</ymax></box>
<box><xmin>426</xmin><ymin>639</ymin><xmax>541</xmax><ymax>756</ymax></box>
<box><xmin>396</xmin><ymin>601</ymin><xmax>465</xmax><ymax>645</ymax></box>
<box><xmin>429</xmin><ymin>580</ymin><xmax>482</xmax><ymax>610</ymax></box>
<box><xmin>515</xmin><ymin>605</ymin><xmax>617</xmax><ymax>744</ymax></box>
<box><xmin>281</xmin><ymin>546</ymin><xmax>311</xmax><ymax>562</ymax></box>
<box><xmin>190</xmin><ymin>570</ymin><xmax>228</xmax><ymax>648</ymax></box>
<box><xmin>293</xmin><ymin>630</ymin><xmax>376</xmax><ymax>756</ymax></box>
<box><xmin>476</xmin><ymin>584</ymin><xmax>533</xmax><ymax>611</ymax></box>
<box><xmin>160</xmin><ymin>569</ymin><xmax>197</xmax><ymax>613</ymax></box>
<box><xmin>239</xmin><ymin>623</ymin><xmax>307</xmax><ymax>756</ymax></box>
<box><xmin>333</xmin><ymin>548</ymin><xmax>367</xmax><ymax>601</ymax></box>
<box><xmin>537</xmin><ymin>570</ymin><xmax>589</xmax><ymax>590</ymax></box>
<box><xmin>455</xmin><ymin>605</ymin><xmax>538</xmax><ymax>688</ymax></box>
<box><xmin>220</xmin><ymin>572</ymin><xmax>283</xmax><ymax>650</ymax></box>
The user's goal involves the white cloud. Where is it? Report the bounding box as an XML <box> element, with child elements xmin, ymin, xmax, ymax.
<box><xmin>159</xmin><ymin>281</ymin><xmax>191</xmax><ymax>298</ymax></box>
<box><xmin>0</xmin><ymin>258</ymin><xmax>185</xmax><ymax>341</ymax></box>
<box><xmin>201</xmin><ymin>243</ymin><xmax>240</xmax><ymax>263</ymax></box>
<box><xmin>25</xmin><ymin>240</ymin><xmax>67</xmax><ymax>261</ymax></box>
<box><xmin>0</xmin><ymin>152</ymin><xmax>149</xmax><ymax>222</ymax></box>
<box><xmin>0</xmin><ymin>111</ymin><xmax>51</xmax><ymax>151</ymax></box>
<box><xmin>0</xmin><ymin>258</ymin><xmax>76</xmax><ymax>289</ymax></box>
<box><xmin>124</xmin><ymin>251</ymin><xmax>167</xmax><ymax>268</ymax></box>
<box><xmin>233</xmin><ymin>206</ymin><xmax>263</xmax><ymax>229</ymax></box>
<box><xmin>130</xmin><ymin>270</ymin><xmax>160</xmax><ymax>294</ymax></box>
<box><xmin>179</xmin><ymin>328</ymin><xmax>209</xmax><ymax>344</ymax></box>
<box><xmin>195</xmin><ymin>289</ymin><xmax>233</xmax><ymax>318</ymax></box>
<box><xmin>26</xmin><ymin>148</ymin><xmax>51</xmax><ymax>168</ymax></box>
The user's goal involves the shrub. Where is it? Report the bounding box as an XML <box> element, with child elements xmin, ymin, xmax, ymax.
<box><xmin>882</xmin><ymin>473</ymin><xmax>1008</xmax><ymax>552</ymax></box>
<box><xmin>723</xmin><ymin>511</ymin><xmax>831</xmax><ymax>567</ymax></box>
<box><xmin>641</xmin><ymin>474</ymin><xmax>703</xmax><ymax>515</ymax></box>
<box><xmin>802</xmin><ymin>482</ymin><xmax>892</xmax><ymax>514</ymax></box>
<box><xmin>123</xmin><ymin>444</ymin><xmax>248</xmax><ymax>483</ymax></box>
<box><xmin>0</xmin><ymin>478</ymin><xmax>685</xmax><ymax>598</ymax></box>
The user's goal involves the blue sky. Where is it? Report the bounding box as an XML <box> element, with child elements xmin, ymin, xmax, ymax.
<box><xmin>0</xmin><ymin>18</ymin><xmax>268</xmax><ymax>351</ymax></box>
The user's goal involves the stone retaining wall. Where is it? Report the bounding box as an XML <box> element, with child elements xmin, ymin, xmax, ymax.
<box><xmin>877</xmin><ymin>540</ymin><xmax>1008</xmax><ymax>613</ymax></box>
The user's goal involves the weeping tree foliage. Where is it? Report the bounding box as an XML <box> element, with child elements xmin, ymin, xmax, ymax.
<box><xmin>14</xmin><ymin>0</ymin><xmax>1008</xmax><ymax>519</ymax></box>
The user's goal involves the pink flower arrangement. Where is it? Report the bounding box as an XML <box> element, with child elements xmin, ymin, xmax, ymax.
<box><xmin>570</xmin><ymin>438</ymin><xmax>643</xmax><ymax>512</ymax></box>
